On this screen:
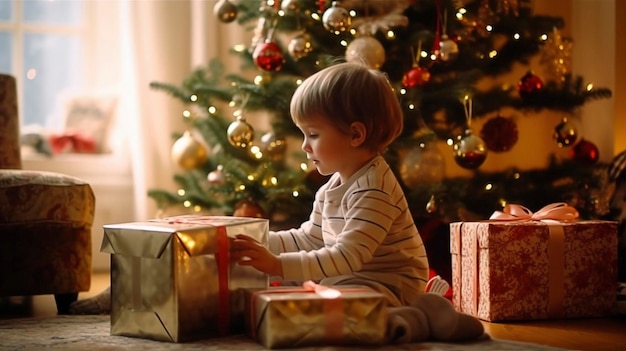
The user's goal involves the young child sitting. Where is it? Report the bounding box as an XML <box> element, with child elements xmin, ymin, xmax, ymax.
<box><xmin>71</xmin><ymin>61</ymin><xmax>485</xmax><ymax>344</ymax></box>
<box><xmin>230</xmin><ymin>62</ymin><xmax>484</xmax><ymax>343</ymax></box>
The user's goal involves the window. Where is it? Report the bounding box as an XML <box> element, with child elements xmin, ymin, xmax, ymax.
<box><xmin>0</xmin><ymin>0</ymin><xmax>85</xmax><ymax>130</ymax></box>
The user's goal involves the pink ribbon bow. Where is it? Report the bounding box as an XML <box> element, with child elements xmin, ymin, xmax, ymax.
<box><xmin>489</xmin><ymin>202</ymin><xmax>579</xmax><ymax>222</ymax></box>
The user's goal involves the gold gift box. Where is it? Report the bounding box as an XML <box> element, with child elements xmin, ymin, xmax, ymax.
<box><xmin>101</xmin><ymin>215</ymin><xmax>269</xmax><ymax>342</ymax></box>
<box><xmin>246</xmin><ymin>285</ymin><xmax>388</xmax><ymax>349</ymax></box>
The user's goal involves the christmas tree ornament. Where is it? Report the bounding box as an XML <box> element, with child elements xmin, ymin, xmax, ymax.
<box><xmin>322</xmin><ymin>1</ymin><xmax>351</xmax><ymax>33</ymax></box>
<box><xmin>345</xmin><ymin>36</ymin><xmax>386</xmax><ymax>70</ymax></box>
<box><xmin>213</xmin><ymin>0</ymin><xmax>238</xmax><ymax>23</ymax></box>
<box><xmin>207</xmin><ymin>165</ymin><xmax>225</xmax><ymax>185</ymax></box>
<box><xmin>261</xmin><ymin>131</ymin><xmax>287</xmax><ymax>162</ymax></box>
<box><xmin>288</xmin><ymin>32</ymin><xmax>313</xmax><ymax>60</ymax></box>
<box><xmin>553</xmin><ymin>117</ymin><xmax>578</xmax><ymax>147</ymax></box>
<box><xmin>438</xmin><ymin>10</ymin><xmax>458</xmax><ymax>62</ymax></box>
<box><xmin>402</xmin><ymin>42</ymin><xmax>431</xmax><ymax>88</ymax></box>
<box><xmin>541</xmin><ymin>27</ymin><xmax>572</xmax><ymax>83</ymax></box>
<box><xmin>426</xmin><ymin>194</ymin><xmax>437</xmax><ymax>214</ymax></box>
<box><xmin>480</xmin><ymin>114</ymin><xmax>519</xmax><ymax>152</ymax></box>
<box><xmin>281</xmin><ymin>0</ymin><xmax>300</xmax><ymax>13</ymax></box>
<box><xmin>253</xmin><ymin>40</ymin><xmax>285</xmax><ymax>72</ymax></box>
<box><xmin>227</xmin><ymin>116</ymin><xmax>254</xmax><ymax>148</ymax></box>
<box><xmin>233</xmin><ymin>198</ymin><xmax>266</xmax><ymax>218</ymax></box>
<box><xmin>454</xmin><ymin>129</ymin><xmax>488</xmax><ymax>169</ymax></box>
<box><xmin>399</xmin><ymin>139</ymin><xmax>445</xmax><ymax>188</ymax></box>
<box><xmin>402</xmin><ymin>66</ymin><xmax>430</xmax><ymax>88</ymax></box>
<box><xmin>171</xmin><ymin>131</ymin><xmax>208</xmax><ymax>170</ymax></box>
<box><xmin>438</xmin><ymin>34</ymin><xmax>459</xmax><ymax>62</ymax></box>
<box><xmin>517</xmin><ymin>71</ymin><xmax>544</xmax><ymax>99</ymax></box>
<box><xmin>453</xmin><ymin>97</ymin><xmax>487</xmax><ymax>169</ymax></box>
<box><xmin>571</xmin><ymin>138</ymin><xmax>599</xmax><ymax>165</ymax></box>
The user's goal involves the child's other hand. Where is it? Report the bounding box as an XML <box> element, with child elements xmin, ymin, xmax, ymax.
<box><xmin>230</xmin><ymin>234</ymin><xmax>283</xmax><ymax>277</ymax></box>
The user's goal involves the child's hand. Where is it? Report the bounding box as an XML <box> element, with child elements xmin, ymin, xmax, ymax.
<box><xmin>230</xmin><ymin>234</ymin><xmax>283</xmax><ymax>277</ymax></box>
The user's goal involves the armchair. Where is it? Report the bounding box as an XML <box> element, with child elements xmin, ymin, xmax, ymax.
<box><xmin>0</xmin><ymin>74</ymin><xmax>95</xmax><ymax>314</ymax></box>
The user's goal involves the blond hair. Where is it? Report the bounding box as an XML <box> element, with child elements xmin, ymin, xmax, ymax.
<box><xmin>289</xmin><ymin>62</ymin><xmax>403</xmax><ymax>153</ymax></box>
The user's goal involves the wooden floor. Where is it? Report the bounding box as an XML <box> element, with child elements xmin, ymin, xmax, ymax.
<box><xmin>18</xmin><ymin>273</ymin><xmax>626</xmax><ymax>351</ymax></box>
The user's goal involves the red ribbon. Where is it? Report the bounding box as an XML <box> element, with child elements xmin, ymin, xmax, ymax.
<box><xmin>489</xmin><ymin>202</ymin><xmax>579</xmax><ymax>222</ymax></box>
<box><xmin>150</xmin><ymin>216</ymin><xmax>231</xmax><ymax>335</ymax></box>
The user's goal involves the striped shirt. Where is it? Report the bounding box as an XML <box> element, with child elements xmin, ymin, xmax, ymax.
<box><xmin>269</xmin><ymin>155</ymin><xmax>429</xmax><ymax>306</ymax></box>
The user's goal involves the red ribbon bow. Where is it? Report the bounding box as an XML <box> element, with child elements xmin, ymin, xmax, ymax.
<box><xmin>489</xmin><ymin>202</ymin><xmax>579</xmax><ymax>222</ymax></box>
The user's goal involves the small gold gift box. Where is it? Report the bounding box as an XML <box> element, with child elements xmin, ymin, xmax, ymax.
<box><xmin>246</xmin><ymin>283</ymin><xmax>388</xmax><ymax>349</ymax></box>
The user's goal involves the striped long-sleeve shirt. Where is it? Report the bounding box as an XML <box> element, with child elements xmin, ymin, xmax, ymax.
<box><xmin>269</xmin><ymin>155</ymin><xmax>429</xmax><ymax>306</ymax></box>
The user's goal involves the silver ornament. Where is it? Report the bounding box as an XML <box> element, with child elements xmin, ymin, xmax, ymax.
<box><xmin>439</xmin><ymin>34</ymin><xmax>459</xmax><ymax>62</ymax></box>
<box><xmin>288</xmin><ymin>32</ymin><xmax>313</xmax><ymax>60</ymax></box>
<box><xmin>453</xmin><ymin>129</ymin><xmax>488</xmax><ymax>169</ymax></box>
<box><xmin>322</xmin><ymin>1</ymin><xmax>351</xmax><ymax>33</ymax></box>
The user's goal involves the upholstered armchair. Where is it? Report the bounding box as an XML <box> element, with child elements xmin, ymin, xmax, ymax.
<box><xmin>0</xmin><ymin>74</ymin><xmax>95</xmax><ymax>314</ymax></box>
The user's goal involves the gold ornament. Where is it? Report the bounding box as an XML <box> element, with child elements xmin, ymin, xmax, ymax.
<box><xmin>171</xmin><ymin>131</ymin><xmax>208</xmax><ymax>170</ymax></box>
<box><xmin>227</xmin><ymin>116</ymin><xmax>254</xmax><ymax>148</ymax></box>
<box><xmin>346</xmin><ymin>36</ymin><xmax>386</xmax><ymax>70</ymax></box>
<box><xmin>399</xmin><ymin>141</ymin><xmax>446</xmax><ymax>188</ymax></box>
<box><xmin>213</xmin><ymin>0</ymin><xmax>238</xmax><ymax>23</ymax></box>
<box><xmin>261</xmin><ymin>131</ymin><xmax>287</xmax><ymax>162</ymax></box>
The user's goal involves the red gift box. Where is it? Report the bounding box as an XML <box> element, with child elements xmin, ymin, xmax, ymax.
<box><xmin>450</xmin><ymin>203</ymin><xmax>618</xmax><ymax>322</ymax></box>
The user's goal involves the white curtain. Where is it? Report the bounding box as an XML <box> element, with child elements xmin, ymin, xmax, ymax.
<box><xmin>117</xmin><ymin>0</ymin><xmax>250</xmax><ymax>220</ymax></box>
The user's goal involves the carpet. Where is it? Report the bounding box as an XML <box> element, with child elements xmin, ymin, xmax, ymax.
<box><xmin>0</xmin><ymin>315</ymin><xmax>571</xmax><ymax>351</ymax></box>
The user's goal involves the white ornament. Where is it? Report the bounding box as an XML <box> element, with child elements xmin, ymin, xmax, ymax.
<box><xmin>345</xmin><ymin>36</ymin><xmax>386</xmax><ymax>69</ymax></box>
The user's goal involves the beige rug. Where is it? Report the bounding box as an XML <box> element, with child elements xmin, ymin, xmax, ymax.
<box><xmin>0</xmin><ymin>315</ymin><xmax>570</xmax><ymax>351</ymax></box>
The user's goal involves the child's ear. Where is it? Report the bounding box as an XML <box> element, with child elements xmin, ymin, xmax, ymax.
<box><xmin>350</xmin><ymin>122</ymin><xmax>367</xmax><ymax>147</ymax></box>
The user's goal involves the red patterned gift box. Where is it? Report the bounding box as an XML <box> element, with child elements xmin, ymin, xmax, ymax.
<box><xmin>101</xmin><ymin>215</ymin><xmax>269</xmax><ymax>342</ymax></box>
<box><xmin>245</xmin><ymin>281</ymin><xmax>387</xmax><ymax>349</ymax></box>
<box><xmin>450</xmin><ymin>203</ymin><xmax>618</xmax><ymax>322</ymax></box>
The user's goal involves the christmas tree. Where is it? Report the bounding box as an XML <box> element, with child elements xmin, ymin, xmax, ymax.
<box><xmin>148</xmin><ymin>0</ymin><xmax>612</xmax><ymax>262</ymax></box>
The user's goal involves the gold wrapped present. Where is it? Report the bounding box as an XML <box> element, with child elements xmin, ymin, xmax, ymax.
<box><xmin>101</xmin><ymin>215</ymin><xmax>269</xmax><ymax>342</ymax></box>
<box><xmin>450</xmin><ymin>203</ymin><xmax>617</xmax><ymax>322</ymax></box>
<box><xmin>246</xmin><ymin>281</ymin><xmax>387</xmax><ymax>349</ymax></box>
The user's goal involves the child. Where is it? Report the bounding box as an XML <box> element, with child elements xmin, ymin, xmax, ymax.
<box><xmin>230</xmin><ymin>62</ymin><xmax>485</xmax><ymax>343</ymax></box>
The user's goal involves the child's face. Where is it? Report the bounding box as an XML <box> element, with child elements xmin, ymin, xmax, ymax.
<box><xmin>296</xmin><ymin>116</ymin><xmax>356</xmax><ymax>177</ymax></box>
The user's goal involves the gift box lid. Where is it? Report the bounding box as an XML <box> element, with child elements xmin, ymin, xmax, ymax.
<box><xmin>101</xmin><ymin>215</ymin><xmax>268</xmax><ymax>258</ymax></box>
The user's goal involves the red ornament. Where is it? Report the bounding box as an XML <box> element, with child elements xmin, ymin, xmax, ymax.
<box><xmin>402</xmin><ymin>66</ymin><xmax>431</xmax><ymax>88</ymax></box>
<box><xmin>480</xmin><ymin>116</ymin><xmax>518</xmax><ymax>152</ymax></box>
<box><xmin>253</xmin><ymin>41</ymin><xmax>285</xmax><ymax>72</ymax></box>
<box><xmin>571</xmin><ymin>138</ymin><xmax>599</xmax><ymax>165</ymax></box>
<box><xmin>518</xmin><ymin>71</ymin><xmax>543</xmax><ymax>99</ymax></box>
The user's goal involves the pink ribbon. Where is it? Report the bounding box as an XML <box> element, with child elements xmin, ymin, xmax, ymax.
<box><xmin>489</xmin><ymin>202</ymin><xmax>579</xmax><ymax>222</ymax></box>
